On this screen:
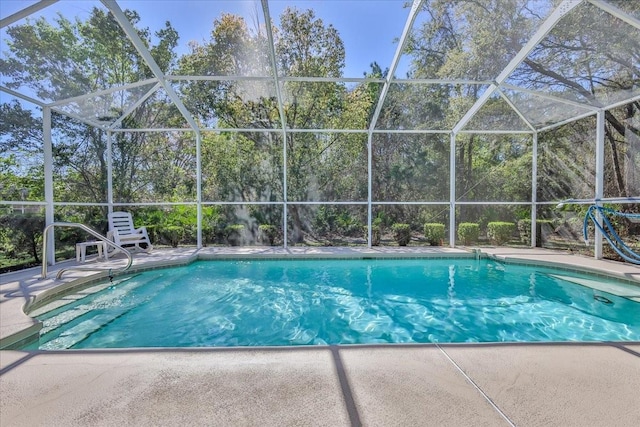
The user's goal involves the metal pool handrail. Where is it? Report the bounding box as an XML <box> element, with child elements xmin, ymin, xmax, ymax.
<box><xmin>41</xmin><ymin>222</ymin><xmax>133</xmax><ymax>279</ymax></box>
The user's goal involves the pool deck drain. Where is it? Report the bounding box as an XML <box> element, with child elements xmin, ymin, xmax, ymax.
<box><xmin>1</xmin><ymin>247</ymin><xmax>639</xmax><ymax>426</ymax></box>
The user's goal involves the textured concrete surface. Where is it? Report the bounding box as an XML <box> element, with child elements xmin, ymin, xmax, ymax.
<box><xmin>2</xmin><ymin>343</ymin><xmax>640</xmax><ymax>427</ymax></box>
<box><xmin>338</xmin><ymin>346</ymin><xmax>510</xmax><ymax>426</ymax></box>
<box><xmin>442</xmin><ymin>343</ymin><xmax>640</xmax><ymax>427</ymax></box>
<box><xmin>1</xmin><ymin>247</ymin><xmax>639</xmax><ymax>426</ymax></box>
<box><xmin>1</xmin><ymin>348</ymin><xmax>350</xmax><ymax>427</ymax></box>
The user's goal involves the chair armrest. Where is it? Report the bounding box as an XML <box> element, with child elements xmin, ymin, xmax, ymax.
<box><xmin>134</xmin><ymin>226</ymin><xmax>148</xmax><ymax>234</ymax></box>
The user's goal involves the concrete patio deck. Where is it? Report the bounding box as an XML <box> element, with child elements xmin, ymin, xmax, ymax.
<box><xmin>1</xmin><ymin>247</ymin><xmax>639</xmax><ymax>426</ymax></box>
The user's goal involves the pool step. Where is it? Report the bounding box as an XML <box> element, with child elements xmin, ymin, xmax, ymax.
<box><xmin>38</xmin><ymin>276</ymin><xmax>145</xmax><ymax>335</ymax></box>
<box><xmin>37</xmin><ymin>273</ymin><xmax>165</xmax><ymax>348</ymax></box>
<box><xmin>548</xmin><ymin>274</ymin><xmax>640</xmax><ymax>302</ymax></box>
<box><xmin>37</xmin><ymin>270</ymin><xmax>196</xmax><ymax>349</ymax></box>
<box><xmin>29</xmin><ymin>276</ymin><xmax>136</xmax><ymax>318</ymax></box>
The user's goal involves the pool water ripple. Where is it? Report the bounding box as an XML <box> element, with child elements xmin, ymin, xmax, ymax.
<box><xmin>27</xmin><ymin>258</ymin><xmax>640</xmax><ymax>349</ymax></box>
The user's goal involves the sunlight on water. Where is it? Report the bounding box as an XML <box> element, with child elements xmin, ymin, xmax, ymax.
<box><xmin>30</xmin><ymin>259</ymin><xmax>640</xmax><ymax>349</ymax></box>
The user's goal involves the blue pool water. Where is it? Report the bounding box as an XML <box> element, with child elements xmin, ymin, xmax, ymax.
<box><xmin>29</xmin><ymin>259</ymin><xmax>640</xmax><ymax>349</ymax></box>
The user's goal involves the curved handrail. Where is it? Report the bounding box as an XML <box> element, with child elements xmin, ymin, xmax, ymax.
<box><xmin>41</xmin><ymin>222</ymin><xmax>133</xmax><ymax>279</ymax></box>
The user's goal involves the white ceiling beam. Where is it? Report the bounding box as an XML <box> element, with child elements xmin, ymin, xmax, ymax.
<box><xmin>391</xmin><ymin>79</ymin><xmax>493</xmax><ymax>85</ymax></box>
<box><xmin>261</xmin><ymin>0</ymin><xmax>288</xmax><ymax>132</ymax></box>
<box><xmin>368</xmin><ymin>0</ymin><xmax>424</xmax><ymax>134</ymax></box>
<box><xmin>536</xmin><ymin>110</ymin><xmax>597</xmax><ymax>132</ymax></box>
<box><xmin>602</xmin><ymin>93</ymin><xmax>640</xmax><ymax>111</ymax></box>
<box><xmin>109</xmin><ymin>82</ymin><xmax>162</xmax><ymax>130</ymax></box>
<box><xmin>100</xmin><ymin>0</ymin><xmax>199</xmax><ymax>133</ymax></box>
<box><xmin>458</xmin><ymin>130</ymin><xmax>534</xmax><ymax>135</ymax></box>
<box><xmin>0</xmin><ymin>0</ymin><xmax>57</xmax><ymax>28</ymax></box>
<box><xmin>496</xmin><ymin>88</ymin><xmax>537</xmax><ymax>132</ymax></box>
<box><xmin>47</xmin><ymin>78</ymin><xmax>159</xmax><ymax>107</ymax></box>
<box><xmin>0</xmin><ymin>85</ymin><xmax>46</xmax><ymax>107</ymax></box>
<box><xmin>589</xmin><ymin>0</ymin><xmax>640</xmax><ymax>30</ymax></box>
<box><xmin>536</xmin><ymin>93</ymin><xmax>640</xmax><ymax>133</ymax></box>
<box><xmin>50</xmin><ymin>106</ymin><xmax>111</xmax><ymax>130</ymax></box>
<box><xmin>110</xmin><ymin>128</ymin><xmax>196</xmax><ymax>133</ymax></box>
<box><xmin>501</xmin><ymin>83</ymin><xmax>600</xmax><ymax>111</ymax></box>
<box><xmin>168</xmin><ymin>75</ymin><xmax>384</xmax><ymax>83</ymax></box>
<box><xmin>452</xmin><ymin>0</ymin><xmax>584</xmax><ymax>133</ymax></box>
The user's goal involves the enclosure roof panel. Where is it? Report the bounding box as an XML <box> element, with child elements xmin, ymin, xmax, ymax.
<box><xmin>1</xmin><ymin>0</ymin><xmax>639</xmax><ymax>132</ymax></box>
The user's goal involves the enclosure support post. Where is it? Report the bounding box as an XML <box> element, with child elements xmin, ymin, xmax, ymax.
<box><xmin>367</xmin><ymin>134</ymin><xmax>373</xmax><ymax>247</ymax></box>
<box><xmin>43</xmin><ymin>106</ymin><xmax>55</xmax><ymax>267</ymax></box>
<box><xmin>531</xmin><ymin>132</ymin><xmax>538</xmax><ymax>248</ymax></box>
<box><xmin>282</xmin><ymin>136</ymin><xmax>288</xmax><ymax>249</ymax></box>
<box><xmin>196</xmin><ymin>132</ymin><xmax>202</xmax><ymax>249</ymax></box>
<box><xmin>106</xmin><ymin>131</ymin><xmax>113</xmax><ymax>216</ymax></box>
<box><xmin>595</xmin><ymin>109</ymin><xmax>605</xmax><ymax>259</ymax></box>
<box><xmin>449</xmin><ymin>132</ymin><xmax>456</xmax><ymax>248</ymax></box>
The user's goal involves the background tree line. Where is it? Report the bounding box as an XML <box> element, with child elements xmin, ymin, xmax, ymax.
<box><xmin>1</xmin><ymin>0</ymin><xmax>638</xmax><ymax>269</ymax></box>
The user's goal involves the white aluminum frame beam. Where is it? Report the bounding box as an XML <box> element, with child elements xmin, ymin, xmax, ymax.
<box><xmin>168</xmin><ymin>75</ymin><xmax>384</xmax><ymax>84</ymax></box>
<box><xmin>449</xmin><ymin>133</ymin><xmax>456</xmax><ymax>247</ymax></box>
<box><xmin>500</xmin><ymin>83</ymin><xmax>600</xmax><ymax>112</ymax></box>
<box><xmin>0</xmin><ymin>85</ymin><xmax>46</xmax><ymax>107</ymax></box>
<box><xmin>536</xmin><ymin>110</ymin><xmax>598</xmax><ymax>132</ymax></box>
<box><xmin>47</xmin><ymin>78</ymin><xmax>159</xmax><ymax>108</ymax></box>
<box><xmin>43</xmin><ymin>106</ymin><xmax>55</xmax><ymax>266</ymax></box>
<box><xmin>196</xmin><ymin>132</ymin><xmax>202</xmax><ymax>248</ymax></box>
<box><xmin>109</xmin><ymin>82</ymin><xmax>162</xmax><ymax>129</ymax></box>
<box><xmin>106</xmin><ymin>131</ymin><xmax>113</xmax><ymax>216</ymax></box>
<box><xmin>589</xmin><ymin>0</ymin><xmax>640</xmax><ymax>30</ymax></box>
<box><xmin>594</xmin><ymin>110</ymin><xmax>605</xmax><ymax>259</ymax></box>
<box><xmin>0</xmin><ymin>0</ymin><xmax>57</xmax><ymax>28</ymax></box>
<box><xmin>261</xmin><ymin>0</ymin><xmax>290</xmax><ymax>247</ymax></box>
<box><xmin>49</xmin><ymin>106</ymin><xmax>111</xmax><ymax>130</ymax></box>
<box><xmin>495</xmin><ymin>88</ymin><xmax>537</xmax><ymax>132</ymax></box>
<box><xmin>531</xmin><ymin>133</ymin><xmax>538</xmax><ymax>248</ymax></box>
<box><xmin>368</xmin><ymin>0</ymin><xmax>423</xmax><ymax>134</ymax></box>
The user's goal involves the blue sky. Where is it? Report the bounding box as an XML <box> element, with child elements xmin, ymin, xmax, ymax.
<box><xmin>1</xmin><ymin>0</ymin><xmax>413</xmax><ymax>78</ymax></box>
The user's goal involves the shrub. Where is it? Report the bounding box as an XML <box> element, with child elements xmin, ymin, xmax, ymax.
<box><xmin>158</xmin><ymin>225</ymin><xmax>184</xmax><ymax>247</ymax></box>
<box><xmin>423</xmin><ymin>223</ymin><xmax>445</xmax><ymax>246</ymax></box>
<box><xmin>364</xmin><ymin>224</ymin><xmax>381</xmax><ymax>246</ymax></box>
<box><xmin>392</xmin><ymin>223</ymin><xmax>411</xmax><ymax>246</ymax></box>
<box><xmin>458</xmin><ymin>223</ymin><xmax>480</xmax><ymax>245</ymax></box>
<box><xmin>224</xmin><ymin>224</ymin><xmax>245</xmax><ymax>246</ymax></box>
<box><xmin>517</xmin><ymin>219</ymin><xmax>554</xmax><ymax>246</ymax></box>
<box><xmin>487</xmin><ymin>222</ymin><xmax>515</xmax><ymax>245</ymax></box>
<box><xmin>258</xmin><ymin>224</ymin><xmax>278</xmax><ymax>246</ymax></box>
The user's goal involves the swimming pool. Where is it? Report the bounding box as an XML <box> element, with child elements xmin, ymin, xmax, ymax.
<box><xmin>27</xmin><ymin>258</ymin><xmax>640</xmax><ymax>349</ymax></box>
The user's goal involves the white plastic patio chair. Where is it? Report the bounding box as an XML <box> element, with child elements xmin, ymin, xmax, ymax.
<box><xmin>107</xmin><ymin>211</ymin><xmax>153</xmax><ymax>252</ymax></box>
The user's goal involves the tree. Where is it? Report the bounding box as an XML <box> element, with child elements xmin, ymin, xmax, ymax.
<box><xmin>179</xmin><ymin>7</ymin><xmax>375</xmax><ymax>243</ymax></box>
<box><xmin>1</xmin><ymin>7</ymin><xmax>182</xmax><ymax>211</ymax></box>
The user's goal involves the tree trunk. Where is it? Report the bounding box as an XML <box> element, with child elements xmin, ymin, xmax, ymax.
<box><xmin>289</xmin><ymin>204</ymin><xmax>305</xmax><ymax>244</ymax></box>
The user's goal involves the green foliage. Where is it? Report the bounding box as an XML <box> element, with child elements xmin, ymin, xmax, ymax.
<box><xmin>423</xmin><ymin>223</ymin><xmax>445</xmax><ymax>246</ymax></box>
<box><xmin>363</xmin><ymin>215</ymin><xmax>384</xmax><ymax>246</ymax></box>
<box><xmin>458</xmin><ymin>223</ymin><xmax>480</xmax><ymax>245</ymax></box>
<box><xmin>363</xmin><ymin>224</ymin><xmax>381</xmax><ymax>246</ymax></box>
<box><xmin>517</xmin><ymin>219</ymin><xmax>555</xmax><ymax>246</ymax></box>
<box><xmin>391</xmin><ymin>223</ymin><xmax>411</xmax><ymax>246</ymax></box>
<box><xmin>258</xmin><ymin>224</ymin><xmax>279</xmax><ymax>246</ymax></box>
<box><xmin>312</xmin><ymin>206</ymin><xmax>363</xmax><ymax>238</ymax></box>
<box><xmin>2</xmin><ymin>1</ymin><xmax>639</xmax><ymax>266</ymax></box>
<box><xmin>0</xmin><ymin>213</ymin><xmax>45</xmax><ymax>264</ymax></box>
<box><xmin>487</xmin><ymin>222</ymin><xmax>515</xmax><ymax>245</ymax></box>
<box><xmin>135</xmin><ymin>205</ymin><xmax>219</xmax><ymax>247</ymax></box>
<box><xmin>224</xmin><ymin>224</ymin><xmax>245</xmax><ymax>246</ymax></box>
